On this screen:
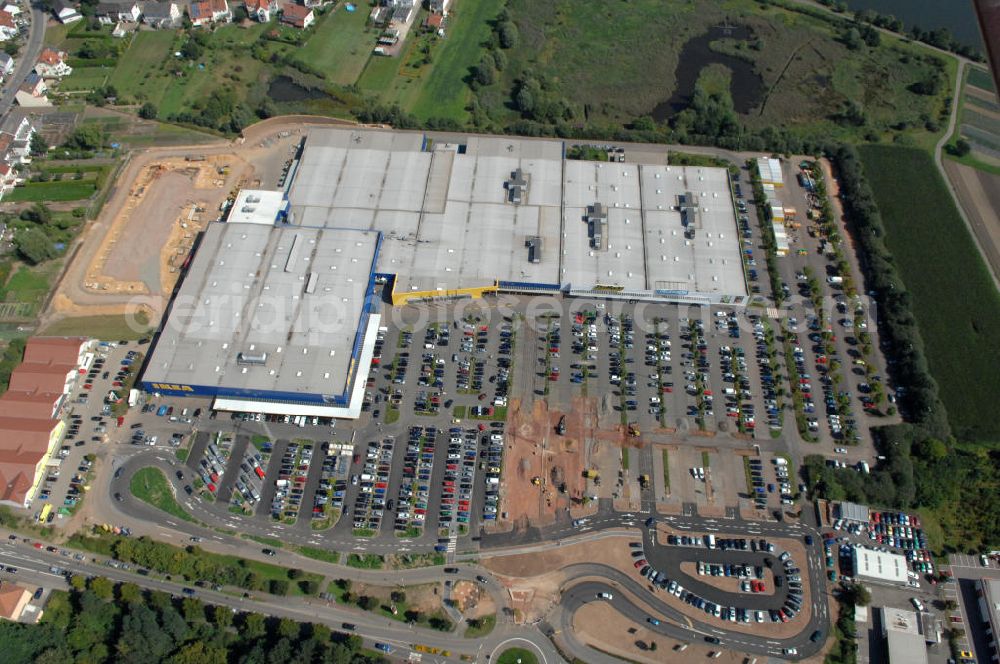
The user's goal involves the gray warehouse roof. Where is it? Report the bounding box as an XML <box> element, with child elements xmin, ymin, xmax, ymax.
<box><xmin>143</xmin><ymin>222</ymin><xmax>378</xmax><ymax>398</ymax></box>
<box><xmin>286</xmin><ymin>128</ymin><xmax>747</xmax><ymax>300</ymax></box>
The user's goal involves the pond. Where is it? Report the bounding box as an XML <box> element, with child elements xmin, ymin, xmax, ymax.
<box><xmin>651</xmin><ymin>25</ymin><xmax>765</xmax><ymax>122</ymax></box>
<box><xmin>267</xmin><ymin>76</ymin><xmax>327</xmax><ymax>102</ymax></box>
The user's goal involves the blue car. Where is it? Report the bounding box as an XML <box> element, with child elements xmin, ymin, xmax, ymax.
<box><xmin>156</xmin><ymin>405</ymin><xmax>168</xmax><ymax>416</ymax></box>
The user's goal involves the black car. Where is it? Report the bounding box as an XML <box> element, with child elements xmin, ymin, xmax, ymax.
<box><xmin>114</xmin><ymin>493</ymin><xmax>123</xmax><ymax>502</ymax></box>
<box><xmin>262</xmin><ymin>548</ymin><xmax>276</xmax><ymax>557</ymax></box>
<box><xmin>183</xmin><ymin>485</ymin><xmax>193</xmax><ymax>495</ymax></box>
<box><xmin>705</xmin><ymin>636</ymin><xmax>720</xmax><ymax>644</ymax></box>
<box><xmin>341</xmin><ymin>623</ymin><xmax>356</xmax><ymax>631</ymax></box>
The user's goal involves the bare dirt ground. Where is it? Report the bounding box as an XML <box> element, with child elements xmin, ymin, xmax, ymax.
<box><xmin>490</xmin><ymin>397</ymin><xmax>589</xmax><ymax>533</ymax></box>
<box><xmin>43</xmin><ymin>115</ymin><xmax>354</xmax><ymax>330</ymax></box>
<box><xmin>573</xmin><ymin>602</ymin><xmax>735</xmax><ymax>663</ymax></box>
<box><xmin>451</xmin><ymin>580</ymin><xmax>496</xmax><ymax>620</ymax></box>
<box><xmin>482</xmin><ymin>535</ymin><xmax>641</xmax><ymax>623</ymax></box>
<box><xmin>942</xmin><ymin>158</ymin><xmax>1000</xmax><ymax>286</ymax></box>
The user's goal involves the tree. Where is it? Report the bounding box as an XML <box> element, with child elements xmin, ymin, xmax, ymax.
<box><xmin>89</xmin><ymin>576</ymin><xmax>114</xmax><ymax>600</ymax></box>
<box><xmin>277</xmin><ymin>617</ymin><xmax>299</xmax><ymax>639</ymax></box>
<box><xmin>240</xmin><ymin>612</ymin><xmax>267</xmax><ymax>639</ymax></box>
<box><xmin>287</xmin><ymin>568</ymin><xmax>303</xmax><ymax>580</ymax></box>
<box><xmin>69</xmin><ymin>574</ymin><xmax>88</xmax><ymax>591</ymax></box>
<box><xmin>269</xmin><ymin>579</ymin><xmax>289</xmax><ymax>595</ymax></box>
<box><xmin>138</xmin><ymin>102</ymin><xmax>158</xmax><ymax>120</ymax></box>
<box><xmin>942</xmin><ymin>599</ymin><xmax>958</xmax><ymax>611</ymax></box>
<box><xmin>842</xmin><ymin>27</ymin><xmax>863</xmax><ymax>50</ymax></box>
<box><xmin>949</xmin><ymin>138</ymin><xmax>971</xmax><ymax>157</ymax></box>
<box><xmin>21</xmin><ymin>203</ymin><xmax>52</xmax><ymax>225</ymax></box>
<box><xmin>497</xmin><ymin>21</ymin><xmax>518</xmax><ymax>48</ymax></box>
<box><xmin>118</xmin><ymin>582</ymin><xmax>143</xmax><ymax>604</ymax></box>
<box><xmin>63</xmin><ymin>125</ymin><xmax>107</xmax><ymax>152</ymax></box>
<box><xmin>390</xmin><ymin>590</ymin><xmax>406</xmax><ymax>604</ymax></box>
<box><xmin>844</xmin><ymin>583</ymin><xmax>871</xmax><ymax>607</ymax></box>
<box><xmin>357</xmin><ymin>595</ymin><xmax>376</xmax><ymax>611</ymax></box>
<box><xmin>180</xmin><ymin>38</ymin><xmax>202</xmax><ymax>60</ymax></box>
<box><xmin>211</xmin><ymin>604</ymin><xmax>233</xmax><ymax>629</ymax></box>
<box><xmin>473</xmin><ymin>57</ymin><xmax>496</xmax><ymax>87</ymax></box>
<box><xmin>29</xmin><ymin>133</ymin><xmax>47</xmax><ymax>157</ymax></box>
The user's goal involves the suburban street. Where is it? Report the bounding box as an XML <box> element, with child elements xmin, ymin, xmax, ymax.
<box><xmin>0</xmin><ymin>2</ymin><xmax>46</xmax><ymax>117</ymax></box>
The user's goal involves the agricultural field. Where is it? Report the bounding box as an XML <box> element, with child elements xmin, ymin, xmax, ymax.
<box><xmin>858</xmin><ymin>144</ymin><xmax>1000</xmax><ymax>443</ymax></box>
<box><xmin>0</xmin><ymin>262</ymin><xmax>62</xmax><ymax>320</ymax></box>
<box><xmin>948</xmin><ymin>65</ymin><xmax>1000</xmax><ymax>173</ymax></box>
<box><xmin>5</xmin><ymin>181</ymin><xmax>97</xmax><ymax>203</ymax></box>
<box><xmin>107</xmin><ymin>30</ymin><xmax>178</xmax><ymax>100</ymax></box>
<box><xmin>294</xmin><ymin>4</ymin><xmax>375</xmax><ymax>86</ymax></box>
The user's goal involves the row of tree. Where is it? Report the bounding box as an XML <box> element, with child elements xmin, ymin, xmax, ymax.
<box><xmin>0</xmin><ymin>578</ymin><xmax>381</xmax><ymax>664</ymax></box>
<box><xmin>72</xmin><ymin>533</ymin><xmax>320</xmax><ymax>596</ymax></box>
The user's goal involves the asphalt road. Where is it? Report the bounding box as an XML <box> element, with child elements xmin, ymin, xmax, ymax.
<box><xmin>0</xmin><ymin>3</ymin><xmax>46</xmax><ymax>117</ymax></box>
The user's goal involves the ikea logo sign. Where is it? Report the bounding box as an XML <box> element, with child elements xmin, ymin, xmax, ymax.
<box><xmin>150</xmin><ymin>383</ymin><xmax>194</xmax><ymax>392</ymax></box>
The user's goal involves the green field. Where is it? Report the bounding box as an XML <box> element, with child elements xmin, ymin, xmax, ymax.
<box><xmin>859</xmin><ymin>145</ymin><xmax>1000</xmax><ymax>442</ymax></box>
<box><xmin>59</xmin><ymin>66</ymin><xmax>112</xmax><ymax>91</ymax></box>
<box><xmin>129</xmin><ymin>467</ymin><xmax>195</xmax><ymax>522</ymax></box>
<box><xmin>295</xmin><ymin>6</ymin><xmax>374</xmax><ymax>85</ymax></box>
<box><xmin>408</xmin><ymin>0</ymin><xmax>504</xmax><ymax>120</ymax></box>
<box><xmin>108</xmin><ymin>30</ymin><xmax>177</xmax><ymax>100</ymax></box>
<box><xmin>5</xmin><ymin>181</ymin><xmax>96</xmax><ymax>202</ymax></box>
<box><xmin>40</xmin><ymin>313</ymin><xmax>152</xmax><ymax>340</ymax></box>
<box><xmin>1</xmin><ymin>265</ymin><xmax>59</xmax><ymax>308</ymax></box>
<box><xmin>967</xmin><ymin>66</ymin><xmax>996</xmax><ymax>93</ymax></box>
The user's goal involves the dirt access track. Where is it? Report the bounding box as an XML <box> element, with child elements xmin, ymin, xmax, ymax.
<box><xmin>43</xmin><ymin>115</ymin><xmax>355</xmax><ymax>330</ymax></box>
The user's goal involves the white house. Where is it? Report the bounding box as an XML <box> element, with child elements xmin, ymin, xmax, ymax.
<box><xmin>428</xmin><ymin>0</ymin><xmax>450</xmax><ymax>15</ymax></box>
<box><xmin>34</xmin><ymin>49</ymin><xmax>72</xmax><ymax>78</ymax></box>
<box><xmin>14</xmin><ymin>74</ymin><xmax>49</xmax><ymax>107</ymax></box>
<box><xmin>142</xmin><ymin>1</ymin><xmax>181</xmax><ymax>28</ymax></box>
<box><xmin>243</xmin><ymin>0</ymin><xmax>276</xmax><ymax>22</ymax></box>
<box><xmin>0</xmin><ymin>52</ymin><xmax>13</xmax><ymax>77</ymax></box>
<box><xmin>95</xmin><ymin>0</ymin><xmax>141</xmax><ymax>24</ymax></box>
<box><xmin>52</xmin><ymin>0</ymin><xmax>82</xmax><ymax>23</ymax></box>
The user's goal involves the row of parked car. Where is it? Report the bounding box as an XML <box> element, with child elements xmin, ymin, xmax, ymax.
<box><xmin>351</xmin><ymin>438</ymin><xmax>394</xmax><ymax>532</ymax></box>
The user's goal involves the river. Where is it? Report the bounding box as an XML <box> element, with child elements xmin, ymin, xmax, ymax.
<box><xmin>841</xmin><ymin>0</ymin><xmax>982</xmax><ymax>50</ymax></box>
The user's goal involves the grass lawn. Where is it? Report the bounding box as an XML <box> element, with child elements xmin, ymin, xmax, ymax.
<box><xmin>497</xmin><ymin>648</ymin><xmax>538</xmax><ymax>664</ymax></box>
<box><xmin>295</xmin><ymin>5</ymin><xmax>373</xmax><ymax>85</ymax></box>
<box><xmin>108</xmin><ymin>30</ymin><xmax>178</xmax><ymax>101</ymax></box>
<box><xmin>463</xmin><ymin>613</ymin><xmax>496</xmax><ymax>638</ymax></box>
<box><xmin>5</xmin><ymin>181</ymin><xmax>97</xmax><ymax>202</ymax></box>
<box><xmin>661</xmin><ymin>449</ymin><xmax>670</xmax><ymax>490</ymax></box>
<box><xmin>701</xmin><ymin>451</ymin><xmax>710</xmax><ymax>467</ymax></box>
<box><xmin>59</xmin><ymin>66</ymin><xmax>112</xmax><ymax>91</ymax></box>
<box><xmin>129</xmin><ymin>467</ymin><xmax>195</xmax><ymax>522</ymax></box>
<box><xmin>346</xmin><ymin>553</ymin><xmax>384</xmax><ymax>569</ymax></box>
<box><xmin>858</xmin><ymin>144</ymin><xmax>1000</xmax><ymax>443</ymax></box>
<box><xmin>2</xmin><ymin>264</ymin><xmax>60</xmax><ymax>308</ymax></box>
<box><xmin>408</xmin><ymin>0</ymin><xmax>504</xmax><ymax>120</ymax></box>
<box><xmin>297</xmin><ymin>546</ymin><xmax>340</xmax><ymax>564</ymax></box>
<box><xmin>621</xmin><ymin>448</ymin><xmax>629</xmax><ymax>471</ymax></box>
<box><xmin>357</xmin><ymin>54</ymin><xmax>401</xmax><ymax>92</ymax></box>
<box><xmin>41</xmin><ymin>313</ymin><xmax>153</xmax><ymax>340</ymax></box>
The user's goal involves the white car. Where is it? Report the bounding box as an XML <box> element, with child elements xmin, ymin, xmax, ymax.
<box><xmin>597</xmin><ymin>592</ymin><xmax>613</xmax><ymax>600</ymax></box>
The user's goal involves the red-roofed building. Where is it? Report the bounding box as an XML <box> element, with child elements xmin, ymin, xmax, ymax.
<box><xmin>8</xmin><ymin>364</ymin><xmax>76</xmax><ymax>394</ymax></box>
<box><xmin>34</xmin><ymin>48</ymin><xmax>71</xmax><ymax>78</ymax></box>
<box><xmin>0</xmin><ymin>583</ymin><xmax>31</xmax><ymax>622</ymax></box>
<box><xmin>281</xmin><ymin>3</ymin><xmax>313</xmax><ymax>28</ymax></box>
<box><xmin>0</xmin><ymin>10</ymin><xmax>17</xmax><ymax>40</ymax></box>
<box><xmin>424</xmin><ymin>12</ymin><xmax>443</xmax><ymax>32</ymax></box>
<box><xmin>189</xmin><ymin>0</ymin><xmax>230</xmax><ymax>26</ymax></box>
<box><xmin>22</xmin><ymin>336</ymin><xmax>89</xmax><ymax>367</ymax></box>
<box><xmin>0</xmin><ymin>418</ymin><xmax>63</xmax><ymax>508</ymax></box>
<box><xmin>0</xmin><ymin>390</ymin><xmax>63</xmax><ymax>420</ymax></box>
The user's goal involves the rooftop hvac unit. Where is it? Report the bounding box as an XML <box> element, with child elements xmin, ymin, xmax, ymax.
<box><xmin>237</xmin><ymin>352</ymin><xmax>268</xmax><ymax>366</ymax></box>
<box><xmin>246</xmin><ymin>195</ymin><xmax>261</xmax><ymax>204</ymax></box>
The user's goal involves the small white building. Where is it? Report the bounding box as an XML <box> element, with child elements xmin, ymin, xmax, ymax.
<box><xmin>0</xmin><ymin>52</ymin><xmax>13</xmax><ymax>77</ymax></box>
<box><xmin>34</xmin><ymin>49</ymin><xmax>72</xmax><ymax>78</ymax></box>
<box><xmin>852</xmin><ymin>547</ymin><xmax>908</xmax><ymax>585</ymax></box>
<box><xmin>756</xmin><ymin>156</ymin><xmax>784</xmax><ymax>187</ymax></box>
<box><xmin>52</xmin><ymin>0</ymin><xmax>82</xmax><ymax>23</ymax></box>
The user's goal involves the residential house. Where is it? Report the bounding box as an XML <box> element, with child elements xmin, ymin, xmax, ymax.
<box><xmin>2</xmin><ymin>3</ymin><xmax>19</xmax><ymax>16</ymax></box>
<box><xmin>0</xmin><ymin>10</ymin><xmax>17</xmax><ymax>40</ymax></box>
<box><xmin>244</xmin><ymin>0</ymin><xmax>276</xmax><ymax>22</ymax></box>
<box><xmin>188</xmin><ymin>0</ymin><xmax>230</xmax><ymax>26</ymax></box>
<box><xmin>95</xmin><ymin>0</ymin><xmax>141</xmax><ymax>24</ymax></box>
<box><xmin>0</xmin><ymin>116</ymin><xmax>36</xmax><ymax>164</ymax></box>
<box><xmin>424</xmin><ymin>11</ymin><xmax>443</xmax><ymax>33</ymax></box>
<box><xmin>34</xmin><ymin>49</ymin><xmax>72</xmax><ymax>78</ymax></box>
<box><xmin>14</xmin><ymin>74</ymin><xmax>49</xmax><ymax>107</ymax></box>
<box><xmin>142</xmin><ymin>1</ymin><xmax>181</xmax><ymax>27</ymax></box>
<box><xmin>0</xmin><ymin>163</ymin><xmax>18</xmax><ymax>198</ymax></box>
<box><xmin>51</xmin><ymin>0</ymin><xmax>82</xmax><ymax>23</ymax></box>
<box><xmin>301</xmin><ymin>0</ymin><xmax>321</xmax><ymax>7</ymax></box>
<box><xmin>428</xmin><ymin>0</ymin><xmax>450</xmax><ymax>15</ymax></box>
<box><xmin>280</xmin><ymin>3</ymin><xmax>313</xmax><ymax>28</ymax></box>
<box><xmin>0</xmin><ymin>52</ymin><xmax>13</xmax><ymax>77</ymax></box>
<box><xmin>0</xmin><ymin>583</ymin><xmax>31</xmax><ymax>622</ymax></box>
